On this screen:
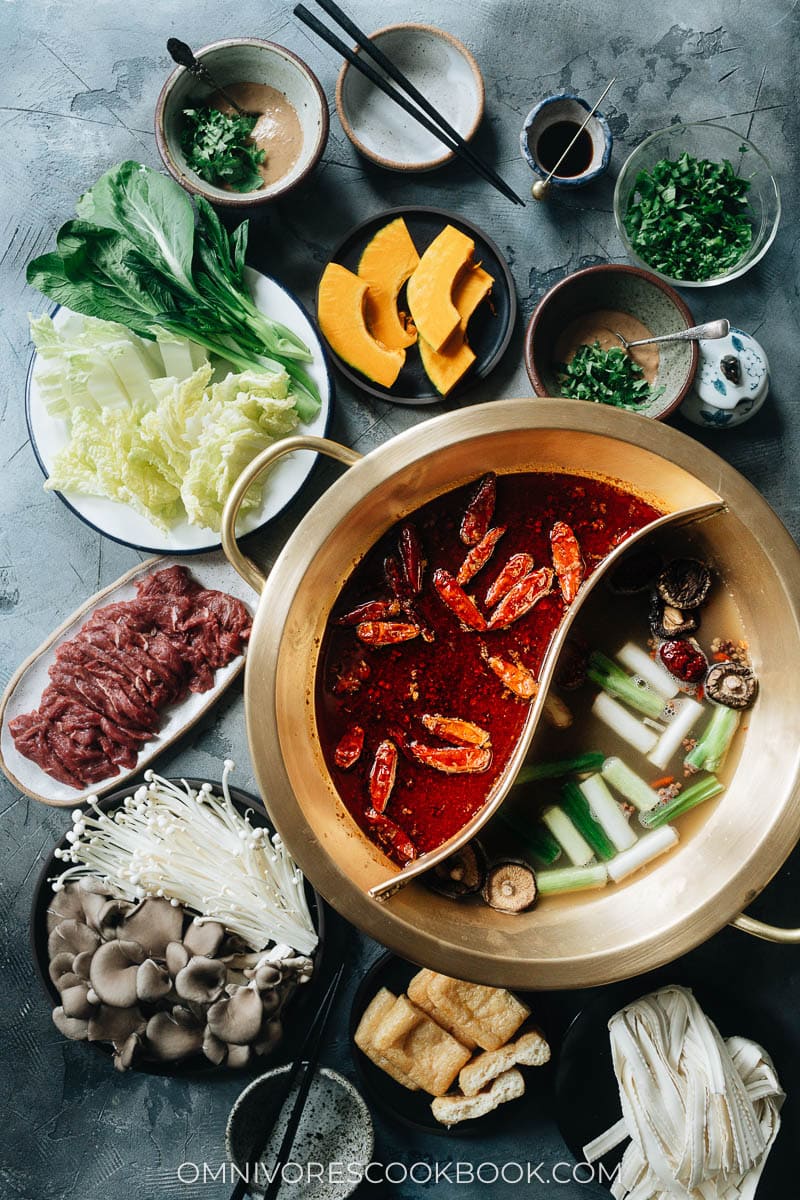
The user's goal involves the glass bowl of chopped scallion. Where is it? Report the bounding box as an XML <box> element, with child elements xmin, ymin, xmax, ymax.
<box><xmin>613</xmin><ymin>123</ymin><xmax>780</xmax><ymax>287</ymax></box>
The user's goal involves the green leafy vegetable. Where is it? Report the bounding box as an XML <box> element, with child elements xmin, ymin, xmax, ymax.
<box><xmin>181</xmin><ymin>107</ymin><xmax>265</xmax><ymax>193</ymax></box>
<box><xmin>557</xmin><ymin>341</ymin><xmax>663</xmax><ymax>409</ymax></box>
<box><xmin>27</xmin><ymin>161</ymin><xmax>321</xmax><ymax>417</ymax></box>
<box><xmin>623</xmin><ymin>151</ymin><xmax>753</xmax><ymax>281</ymax></box>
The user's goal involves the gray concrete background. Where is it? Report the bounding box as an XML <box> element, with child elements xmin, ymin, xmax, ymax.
<box><xmin>0</xmin><ymin>1</ymin><xmax>798</xmax><ymax>1197</ymax></box>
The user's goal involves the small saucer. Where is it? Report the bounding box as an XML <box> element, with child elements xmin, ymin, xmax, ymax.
<box><xmin>226</xmin><ymin>1065</ymin><xmax>373</xmax><ymax>1199</ymax></box>
<box><xmin>521</xmin><ymin>92</ymin><xmax>612</xmax><ymax>188</ymax></box>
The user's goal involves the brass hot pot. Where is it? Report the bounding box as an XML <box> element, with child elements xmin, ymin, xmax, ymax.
<box><xmin>221</xmin><ymin>399</ymin><xmax>800</xmax><ymax>988</ymax></box>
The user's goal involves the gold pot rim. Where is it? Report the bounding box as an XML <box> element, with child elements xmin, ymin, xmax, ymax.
<box><xmin>232</xmin><ymin>399</ymin><xmax>800</xmax><ymax>988</ymax></box>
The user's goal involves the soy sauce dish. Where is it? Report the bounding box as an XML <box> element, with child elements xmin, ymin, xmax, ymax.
<box><xmin>521</xmin><ymin>92</ymin><xmax>612</xmax><ymax>189</ymax></box>
<box><xmin>155</xmin><ymin>38</ymin><xmax>329</xmax><ymax>205</ymax></box>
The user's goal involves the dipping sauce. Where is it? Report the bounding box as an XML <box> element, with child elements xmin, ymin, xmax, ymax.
<box><xmin>316</xmin><ymin>471</ymin><xmax>662</xmax><ymax>866</ymax></box>
<box><xmin>536</xmin><ymin>121</ymin><xmax>593</xmax><ymax>177</ymax></box>
<box><xmin>213</xmin><ymin>82</ymin><xmax>303</xmax><ymax>187</ymax></box>
<box><xmin>555</xmin><ymin>310</ymin><xmax>659</xmax><ymax>384</ymax></box>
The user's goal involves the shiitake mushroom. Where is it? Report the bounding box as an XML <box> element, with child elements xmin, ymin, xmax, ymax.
<box><xmin>656</xmin><ymin>559</ymin><xmax>712</xmax><ymax>610</ymax></box>
<box><xmin>705</xmin><ymin>661</ymin><xmax>758</xmax><ymax>709</ymax></box>
<box><xmin>648</xmin><ymin>593</ymin><xmax>699</xmax><ymax>640</ymax></box>
<box><xmin>426</xmin><ymin>840</ymin><xmax>487</xmax><ymax>899</ymax></box>
<box><xmin>482</xmin><ymin>860</ymin><xmax>538</xmax><ymax>913</ymax></box>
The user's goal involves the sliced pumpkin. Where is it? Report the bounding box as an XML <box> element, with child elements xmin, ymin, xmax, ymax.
<box><xmin>419</xmin><ymin>265</ymin><xmax>494</xmax><ymax>396</ymax></box>
<box><xmin>406</xmin><ymin>225</ymin><xmax>475</xmax><ymax>352</ymax></box>
<box><xmin>357</xmin><ymin>217</ymin><xmax>420</xmax><ymax>352</ymax></box>
<box><xmin>317</xmin><ymin>262</ymin><xmax>405</xmax><ymax>388</ymax></box>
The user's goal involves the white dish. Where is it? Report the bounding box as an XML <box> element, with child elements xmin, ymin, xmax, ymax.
<box><xmin>0</xmin><ymin>554</ymin><xmax>253</xmax><ymax>807</ymax></box>
<box><xmin>335</xmin><ymin>23</ymin><xmax>484</xmax><ymax>172</ymax></box>
<box><xmin>25</xmin><ymin>268</ymin><xmax>333</xmax><ymax>554</ymax></box>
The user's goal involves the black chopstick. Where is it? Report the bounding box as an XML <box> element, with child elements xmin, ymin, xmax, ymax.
<box><xmin>229</xmin><ymin>963</ymin><xmax>345</xmax><ymax>1200</ymax></box>
<box><xmin>293</xmin><ymin>4</ymin><xmax>524</xmax><ymax>206</ymax></box>
<box><xmin>313</xmin><ymin>0</ymin><xmax>524</xmax><ymax>206</ymax></box>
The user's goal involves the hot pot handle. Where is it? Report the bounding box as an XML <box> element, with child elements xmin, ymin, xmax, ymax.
<box><xmin>221</xmin><ymin>436</ymin><xmax>363</xmax><ymax>593</ymax></box>
<box><xmin>730</xmin><ymin>913</ymin><xmax>800</xmax><ymax>943</ymax></box>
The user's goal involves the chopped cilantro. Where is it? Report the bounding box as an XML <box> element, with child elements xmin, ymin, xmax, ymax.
<box><xmin>557</xmin><ymin>341</ymin><xmax>664</xmax><ymax>408</ymax></box>
<box><xmin>623</xmin><ymin>151</ymin><xmax>752</xmax><ymax>281</ymax></box>
<box><xmin>181</xmin><ymin>107</ymin><xmax>265</xmax><ymax>193</ymax></box>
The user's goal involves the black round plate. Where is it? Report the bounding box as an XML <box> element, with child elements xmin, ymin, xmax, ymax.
<box><xmin>349</xmin><ymin>951</ymin><xmax>556</xmax><ymax>1137</ymax></box>
<box><xmin>555</xmin><ymin>968</ymin><xmax>795</xmax><ymax>1195</ymax></box>
<box><xmin>31</xmin><ymin>778</ymin><xmax>327</xmax><ymax>1076</ymax></box>
<box><xmin>320</xmin><ymin>206</ymin><xmax>517</xmax><ymax>406</ymax></box>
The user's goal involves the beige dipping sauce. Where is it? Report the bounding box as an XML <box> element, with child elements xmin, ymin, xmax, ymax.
<box><xmin>213</xmin><ymin>82</ymin><xmax>303</xmax><ymax>187</ymax></box>
<box><xmin>555</xmin><ymin>309</ymin><xmax>659</xmax><ymax>384</ymax></box>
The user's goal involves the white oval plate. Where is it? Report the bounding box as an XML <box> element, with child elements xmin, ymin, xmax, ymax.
<box><xmin>0</xmin><ymin>554</ymin><xmax>254</xmax><ymax>807</ymax></box>
<box><xmin>25</xmin><ymin>269</ymin><xmax>333</xmax><ymax>554</ymax></box>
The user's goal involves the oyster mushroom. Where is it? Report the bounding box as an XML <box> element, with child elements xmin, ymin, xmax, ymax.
<box><xmin>202</xmin><ymin>1029</ymin><xmax>227</xmax><ymax>1065</ymax></box>
<box><xmin>146</xmin><ymin>1012</ymin><xmax>203</xmax><ymax>1061</ymax></box>
<box><xmin>118</xmin><ymin>899</ymin><xmax>184</xmax><ymax>958</ymax></box>
<box><xmin>88</xmin><ymin>1004</ymin><xmax>145</xmax><ymax>1046</ymax></box>
<box><xmin>705</xmin><ymin>661</ymin><xmax>758</xmax><ymax>709</ymax></box>
<box><xmin>46</xmin><ymin>885</ymin><xmax>84</xmax><ymax>933</ymax></box>
<box><xmin>96</xmin><ymin>898</ymin><xmax>138</xmax><ymax>940</ymax></box>
<box><xmin>89</xmin><ymin>939</ymin><xmax>145</xmax><ymax>1007</ymax></box>
<box><xmin>657</xmin><ymin>559</ymin><xmax>712</xmax><ymax>610</ymax></box>
<box><xmin>225</xmin><ymin>1044</ymin><xmax>251</xmax><ymax>1069</ymax></box>
<box><xmin>52</xmin><ymin>1006</ymin><xmax>89</xmax><ymax>1041</ymax></box>
<box><xmin>48</xmin><ymin>919</ymin><xmax>100</xmax><ymax>959</ymax></box>
<box><xmin>61</xmin><ymin>982</ymin><xmax>97</xmax><ymax>1020</ymax></box>
<box><xmin>482</xmin><ymin>860</ymin><xmax>538</xmax><ymax>913</ymax></box>
<box><xmin>113</xmin><ymin>1031</ymin><xmax>143</xmax><ymax>1072</ymax></box>
<box><xmin>73</xmin><ymin>950</ymin><xmax>95</xmax><ymax>981</ymax></box>
<box><xmin>165</xmin><ymin>941</ymin><xmax>189</xmax><ymax>977</ymax></box>
<box><xmin>248</xmin><ymin>964</ymin><xmax>282</xmax><ymax>992</ymax></box>
<box><xmin>49</xmin><ymin>951</ymin><xmax>77</xmax><ymax>987</ymax></box>
<box><xmin>183</xmin><ymin>920</ymin><xmax>225</xmax><ymax>958</ymax></box>
<box><xmin>207</xmin><ymin>986</ymin><xmax>264</xmax><ymax>1045</ymax></box>
<box><xmin>427</xmin><ymin>840</ymin><xmax>487</xmax><ymax>899</ymax></box>
<box><xmin>136</xmin><ymin>958</ymin><xmax>172</xmax><ymax>1003</ymax></box>
<box><xmin>254</xmin><ymin>1018</ymin><xmax>283</xmax><ymax>1057</ymax></box>
<box><xmin>175</xmin><ymin>956</ymin><xmax>226</xmax><ymax>1004</ymax></box>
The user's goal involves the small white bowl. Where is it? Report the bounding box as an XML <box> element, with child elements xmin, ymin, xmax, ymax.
<box><xmin>155</xmin><ymin>38</ymin><xmax>329</xmax><ymax>206</ymax></box>
<box><xmin>335</xmin><ymin>23</ymin><xmax>484</xmax><ymax>172</ymax></box>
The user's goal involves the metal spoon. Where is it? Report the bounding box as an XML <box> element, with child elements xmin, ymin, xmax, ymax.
<box><xmin>614</xmin><ymin>319</ymin><xmax>730</xmax><ymax>350</ymax></box>
<box><xmin>166</xmin><ymin>38</ymin><xmax>256</xmax><ymax>118</ymax></box>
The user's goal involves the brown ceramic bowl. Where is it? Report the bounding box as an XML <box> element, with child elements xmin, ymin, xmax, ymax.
<box><xmin>155</xmin><ymin>38</ymin><xmax>329</xmax><ymax>207</ymax></box>
<box><xmin>524</xmin><ymin>264</ymin><xmax>699</xmax><ymax>420</ymax></box>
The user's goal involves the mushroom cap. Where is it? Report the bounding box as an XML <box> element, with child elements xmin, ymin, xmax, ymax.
<box><xmin>253</xmin><ymin>1017</ymin><xmax>283</xmax><ymax>1057</ymax></box>
<box><xmin>648</xmin><ymin>593</ymin><xmax>699</xmax><ymax>640</ymax></box>
<box><xmin>52</xmin><ymin>1006</ymin><xmax>89</xmax><ymax>1041</ymax></box>
<box><xmin>89</xmin><ymin>939</ymin><xmax>145</xmax><ymax>1008</ymax></box>
<box><xmin>705</xmin><ymin>661</ymin><xmax>758</xmax><ymax>709</ymax></box>
<box><xmin>175</xmin><ymin>956</ymin><xmax>226</xmax><ymax>1004</ymax></box>
<box><xmin>482</xmin><ymin>860</ymin><xmax>538</xmax><ymax>913</ymax></box>
<box><xmin>61</xmin><ymin>982</ymin><xmax>98</xmax><ymax>1020</ymax></box>
<box><xmin>95</xmin><ymin>898</ymin><xmax>138</xmax><ymax>940</ymax></box>
<box><xmin>250</xmin><ymin>964</ymin><xmax>282</xmax><ymax>992</ymax></box>
<box><xmin>183</xmin><ymin>920</ymin><xmax>225</xmax><ymax>958</ymax></box>
<box><xmin>657</xmin><ymin>558</ymin><xmax>712</xmax><ymax>610</ymax></box>
<box><xmin>49</xmin><ymin>951</ymin><xmax>78</xmax><ymax>987</ymax></box>
<box><xmin>113</xmin><ymin>1031</ymin><xmax>143</xmax><ymax>1072</ymax></box>
<box><xmin>47</xmin><ymin>919</ymin><xmax>100</xmax><ymax>959</ymax></box>
<box><xmin>145</xmin><ymin>1012</ymin><xmax>204</xmax><ymax>1061</ymax></box>
<box><xmin>88</xmin><ymin>1004</ymin><xmax>145</xmax><ymax>1046</ymax></box>
<box><xmin>165</xmin><ymin>941</ymin><xmax>190</xmax><ymax>977</ymax></box>
<box><xmin>202</xmin><ymin>1029</ymin><xmax>227</xmax><ymax>1065</ymax></box>
<box><xmin>46</xmin><ymin>884</ymin><xmax>85</xmax><ymax>933</ymax></box>
<box><xmin>118</xmin><ymin>899</ymin><xmax>184</xmax><ymax>958</ymax></box>
<box><xmin>54</xmin><ymin>971</ymin><xmax>84</xmax><ymax>993</ymax></box>
<box><xmin>427</xmin><ymin>840</ymin><xmax>487</xmax><ymax>898</ymax></box>
<box><xmin>72</xmin><ymin>950</ymin><xmax>95</xmax><ymax>981</ymax></box>
<box><xmin>207</xmin><ymin>987</ymin><xmax>264</xmax><ymax>1045</ymax></box>
<box><xmin>136</xmin><ymin>958</ymin><xmax>172</xmax><ymax>1003</ymax></box>
<box><xmin>225</xmin><ymin>1044</ymin><xmax>251</xmax><ymax>1069</ymax></box>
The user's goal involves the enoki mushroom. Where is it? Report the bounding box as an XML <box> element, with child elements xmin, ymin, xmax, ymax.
<box><xmin>584</xmin><ymin>985</ymin><xmax>784</xmax><ymax>1200</ymax></box>
<box><xmin>53</xmin><ymin>762</ymin><xmax>318</xmax><ymax>956</ymax></box>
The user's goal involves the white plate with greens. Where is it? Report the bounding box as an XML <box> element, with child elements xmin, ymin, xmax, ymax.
<box><xmin>26</xmin><ymin>270</ymin><xmax>332</xmax><ymax>554</ymax></box>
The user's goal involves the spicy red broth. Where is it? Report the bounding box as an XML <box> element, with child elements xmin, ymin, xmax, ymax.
<box><xmin>316</xmin><ymin>471</ymin><xmax>662</xmax><ymax>865</ymax></box>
